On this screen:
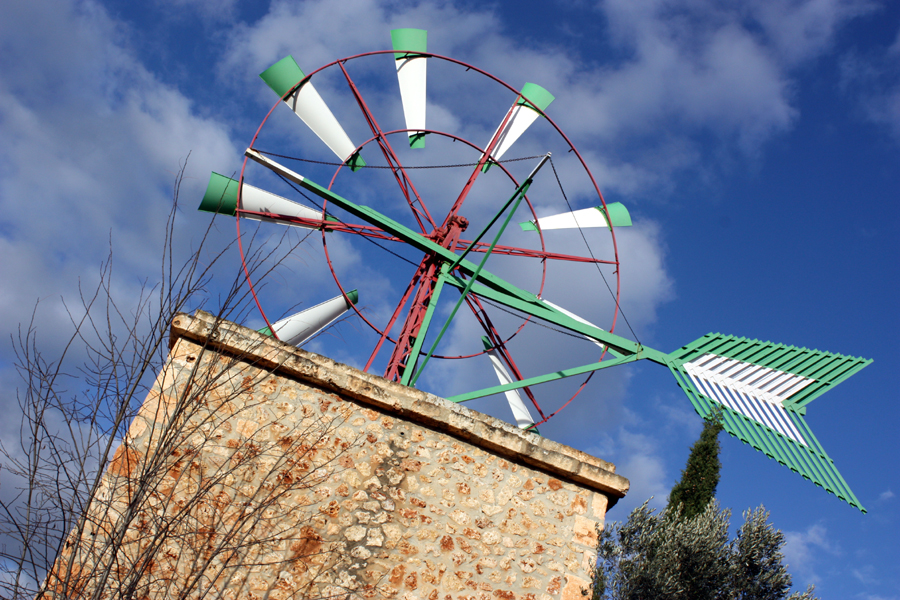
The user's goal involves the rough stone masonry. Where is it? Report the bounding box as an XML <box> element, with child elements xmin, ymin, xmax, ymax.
<box><xmin>46</xmin><ymin>310</ymin><xmax>628</xmax><ymax>600</ymax></box>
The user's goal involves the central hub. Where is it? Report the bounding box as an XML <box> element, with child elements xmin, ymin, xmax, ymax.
<box><xmin>428</xmin><ymin>215</ymin><xmax>469</xmax><ymax>248</ymax></box>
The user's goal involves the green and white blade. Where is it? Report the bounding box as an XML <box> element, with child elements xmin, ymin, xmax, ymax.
<box><xmin>391</xmin><ymin>29</ymin><xmax>427</xmax><ymax>148</ymax></box>
<box><xmin>260</xmin><ymin>56</ymin><xmax>365</xmax><ymax>171</ymax></box>
<box><xmin>520</xmin><ymin>203</ymin><xmax>632</xmax><ymax>232</ymax></box>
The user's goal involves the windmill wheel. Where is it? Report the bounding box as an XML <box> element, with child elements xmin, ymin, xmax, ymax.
<box><xmin>200</xmin><ymin>29</ymin><xmax>633</xmax><ymax>431</ymax></box>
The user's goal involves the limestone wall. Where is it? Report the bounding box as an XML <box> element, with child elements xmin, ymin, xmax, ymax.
<box><xmin>47</xmin><ymin>311</ymin><xmax>628</xmax><ymax>600</ymax></box>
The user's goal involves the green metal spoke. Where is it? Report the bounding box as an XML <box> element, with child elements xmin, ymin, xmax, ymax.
<box><xmin>399</xmin><ymin>269</ymin><xmax>448</xmax><ymax>386</ymax></box>
<box><xmin>447</xmin><ymin>354</ymin><xmax>640</xmax><ymax>403</ymax></box>
<box><xmin>409</xmin><ymin>156</ymin><xmax>548</xmax><ymax>386</ymax></box>
<box><xmin>245</xmin><ymin>148</ymin><xmax>657</xmax><ymax>360</ymax></box>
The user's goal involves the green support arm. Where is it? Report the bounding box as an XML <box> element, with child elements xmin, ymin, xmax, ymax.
<box><xmin>245</xmin><ymin>148</ymin><xmax>669</xmax><ymax>365</ymax></box>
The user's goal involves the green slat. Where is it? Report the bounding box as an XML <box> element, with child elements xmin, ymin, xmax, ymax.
<box><xmin>666</xmin><ymin>359</ymin><xmax>866</xmax><ymax>512</ymax></box>
<box><xmin>804</xmin><ymin>354</ymin><xmax>845</xmax><ymax>380</ymax></box>
<box><xmin>789</xmin><ymin>357</ymin><xmax>871</xmax><ymax>408</ymax></box>
<box><xmin>789</xmin><ymin>410</ymin><xmax>863</xmax><ymax>506</ymax></box>
<box><xmin>669</xmin><ymin>334</ymin><xmax>871</xmax><ymax>408</ymax></box>
<box><xmin>776</xmin><ymin>348</ymin><xmax>819</xmax><ymax>376</ymax></box>
<box><xmin>788</xmin><ymin>409</ymin><xmax>830</xmax><ymax>464</ymax></box>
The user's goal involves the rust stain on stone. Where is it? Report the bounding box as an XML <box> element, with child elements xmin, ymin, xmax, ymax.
<box><xmin>400</xmin><ymin>459</ymin><xmax>422</xmax><ymax>472</ymax></box>
<box><xmin>404</xmin><ymin>572</ymin><xmax>418</xmax><ymax>590</ymax></box>
<box><xmin>570</xmin><ymin>494</ymin><xmax>588</xmax><ymax>515</ymax></box>
<box><xmin>109</xmin><ymin>444</ymin><xmax>140</xmax><ymax>478</ymax></box>
<box><xmin>389</xmin><ymin>564</ymin><xmax>405</xmax><ymax>585</ymax></box>
<box><xmin>289</xmin><ymin>526</ymin><xmax>322</xmax><ymax>559</ymax></box>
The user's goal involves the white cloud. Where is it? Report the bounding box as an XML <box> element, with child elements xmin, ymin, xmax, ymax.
<box><xmin>0</xmin><ymin>0</ymin><xmax>240</xmax><ymax>362</ymax></box>
<box><xmin>751</xmin><ymin>0</ymin><xmax>876</xmax><ymax>65</ymax></box>
<box><xmin>852</xmin><ymin>564</ymin><xmax>880</xmax><ymax>586</ymax></box>
<box><xmin>609</xmin><ymin>426</ymin><xmax>672</xmax><ymax>511</ymax></box>
<box><xmin>783</xmin><ymin>523</ymin><xmax>841</xmax><ymax>586</ymax></box>
<box><xmin>838</xmin><ymin>22</ymin><xmax>900</xmax><ymax>142</ymax></box>
<box><xmin>215</xmin><ymin>0</ymin><xmax>871</xmax><ymax>201</ymax></box>
<box><xmin>877</xmin><ymin>489</ymin><xmax>895</xmax><ymax>502</ymax></box>
<box><xmin>152</xmin><ymin>0</ymin><xmax>239</xmax><ymax>21</ymax></box>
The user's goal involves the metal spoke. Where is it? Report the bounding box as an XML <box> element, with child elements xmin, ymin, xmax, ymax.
<box><xmin>337</xmin><ymin>61</ymin><xmax>436</xmax><ymax>232</ymax></box>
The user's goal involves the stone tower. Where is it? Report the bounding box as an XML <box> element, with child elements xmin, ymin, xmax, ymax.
<box><xmin>46</xmin><ymin>311</ymin><xmax>628</xmax><ymax>600</ymax></box>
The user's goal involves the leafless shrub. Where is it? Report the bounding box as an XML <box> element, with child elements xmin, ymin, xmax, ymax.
<box><xmin>0</xmin><ymin>162</ymin><xmax>360</xmax><ymax>600</ymax></box>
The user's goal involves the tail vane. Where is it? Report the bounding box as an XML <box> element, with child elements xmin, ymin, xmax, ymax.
<box><xmin>667</xmin><ymin>333</ymin><xmax>872</xmax><ymax>512</ymax></box>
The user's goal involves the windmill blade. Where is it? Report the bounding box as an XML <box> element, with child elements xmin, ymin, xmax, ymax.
<box><xmin>540</xmin><ymin>298</ymin><xmax>610</xmax><ymax>352</ymax></box>
<box><xmin>391</xmin><ymin>28</ymin><xmax>427</xmax><ymax>149</ymax></box>
<box><xmin>482</xmin><ymin>338</ymin><xmax>537</xmax><ymax>431</ymax></box>
<box><xmin>667</xmin><ymin>333</ymin><xmax>872</xmax><ymax>512</ymax></box>
<box><xmin>198</xmin><ymin>172</ymin><xmax>324</xmax><ymax>228</ymax></box>
<box><xmin>260</xmin><ymin>290</ymin><xmax>359</xmax><ymax>347</ymax></box>
<box><xmin>521</xmin><ymin>203</ymin><xmax>633</xmax><ymax>232</ymax></box>
<box><xmin>481</xmin><ymin>83</ymin><xmax>554</xmax><ymax>171</ymax></box>
<box><xmin>259</xmin><ymin>56</ymin><xmax>366</xmax><ymax>171</ymax></box>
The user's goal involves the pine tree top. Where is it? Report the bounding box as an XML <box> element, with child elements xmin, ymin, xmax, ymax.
<box><xmin>668</xmin><ymin>413</ymin><xmax>724</xmax><ymax>520</ymax></box>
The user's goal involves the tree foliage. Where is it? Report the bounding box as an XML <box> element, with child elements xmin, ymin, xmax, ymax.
<box><xmin>589</xmin><ymin>409</ymin><xmax>816</xmax><ymax>600</ymax></box>
<box><xmin>590</xmin><ymin>502</ymin><xmax>817</xmax><ymax>600</ymax></box>
<box><xmin>668</xmin><ymin>413</ymin><xmax>724</xmax><ymax>520</ymax></box>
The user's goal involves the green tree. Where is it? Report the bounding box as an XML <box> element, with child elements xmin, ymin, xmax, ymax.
<box><xmin>589</xmin><ymin>412</ymin><xmax>817</xmax><ymax>600</ymax></box>
<box><xmin>590</xmin><ymin>502</ymin><xmax>817</xmax><ymax>600</ymax></box>
<box><xmin>668</xmin><ymin>413</ymin><xmax>724</xmax><ymax>520</ymax></box>
<box><xmin>731</xmin><ymin>507</ymin><xmax>808</xmax><ymax>600</ymax></box>
<box><xmin>592</xmin><ymin>500</ymin><xmax>732</xmax><ymax>600</ymax></box>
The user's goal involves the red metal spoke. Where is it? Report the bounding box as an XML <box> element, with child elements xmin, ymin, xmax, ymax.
<box><xmin>464</xmin><ymin>295</ymin><xmax>548</xmax><ymax>421</ymax></box>
<box><xmin>455</xmin><ymin>239</ymin><xmax>617</xmax><ymax>264</ymax></box>
<box><xmin>364</xmin><ymin>257</ymin><xmax>429</xmax><ymax>372</ymax></box>
<box><xmin>441</xmin><ymin>94</ymin><xmax>520</xmax><ymax>227</ymax></box>
<box><xmin>385</xmin><ymin>260</ymin><xmax>443</xmax><ymax>381</ymax></box>
<box><xmin>337</xmin><ymin>62</ymin><xmax>436</xmax><ymax>233</ymax></box>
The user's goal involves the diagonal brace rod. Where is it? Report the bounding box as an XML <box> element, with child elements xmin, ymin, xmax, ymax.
<box><xmin>447</xmin><ymin>354</ymin><xmax>642</xmax><ymax>403</ymax></box>
<box><xmin>409</xmin><ymin>158</ymin><xmax>548</xmax><ymax>385</ymax></box>
<box><xmin>244</xmin><ymin>148</ymin><xmax>669</xmax><ymax>364</ymax></box>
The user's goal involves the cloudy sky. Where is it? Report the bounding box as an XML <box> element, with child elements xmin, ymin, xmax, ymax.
<box><xmin>1</xmin><ymin>0</ymin><xmax>898</xmax><ymax>597</ymax></box>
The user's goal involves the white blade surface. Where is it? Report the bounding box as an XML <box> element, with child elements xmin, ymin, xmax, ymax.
<box><xmin>241</xmin><ymin>182</ymin><xmax>322</xmax><ymax>228</ymax></box>
<box><xmin>482</xmin><ymin>103</ymin><xmax>541</xmax><ymax>163</ymax></box>
<box><xmin>541</xmin><ymin>299</ymin><xmax>607</xmax><ymax>350</ymax></box>
<box><xmin>485</xmin><ymin>348</ymin><xmax>536</xmax><ymax>429</ymax></box>
<box><xmin>285</xmin><ymin>83</ymin><xmax>360</xmax><ymax>164</ymax></box>
<box><xmin>270</xmin><ymin>291</ymin><xmax>357</xmax><ymax>347</ymax></box>
<box><xmin>532</xmin><ymin>207</ymin><xmax>610</xmax><ymax>230</ymax></box>
<box><xmin>395</xmin><ymin>56</ymin><xmax>426</xmax><ymax>147</ymax></box>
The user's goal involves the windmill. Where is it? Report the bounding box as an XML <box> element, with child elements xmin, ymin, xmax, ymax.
<box><xmin>199</xmin><ymin>29</ymin><xmax>871</xmax><ymax>512</ymax></box>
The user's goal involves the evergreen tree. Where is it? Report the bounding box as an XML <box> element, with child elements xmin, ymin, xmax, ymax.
<box><xmin>589</xmin><ymin>411</ymin><xmax>817</xmax><ymax>600</ymax></box>
<box><xmin>731</xmin><ymin>507</ymin><xmax>805</xmax><ymax>600</ymax></box>
<box><xmin>668</xmin><ymin>412</ymin><xmax>724</xmax><ymax>519</ymax></box>
<box><xmin>590</xmin><ymin>502</ymin><xmax>818</xmax><ymax>600</ymax></box>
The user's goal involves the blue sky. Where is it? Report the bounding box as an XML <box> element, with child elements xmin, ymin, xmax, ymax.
<box><xmin>1</xmin><ymin>0</ymin><xmax>898</xmax><ymax>598</ymax></box>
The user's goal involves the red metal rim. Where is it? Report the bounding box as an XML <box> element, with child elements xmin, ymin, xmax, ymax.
<box><xmin>235</xmin><ymin>48</ymin><xmax>622</xmax><ymax>388</ymax></box>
